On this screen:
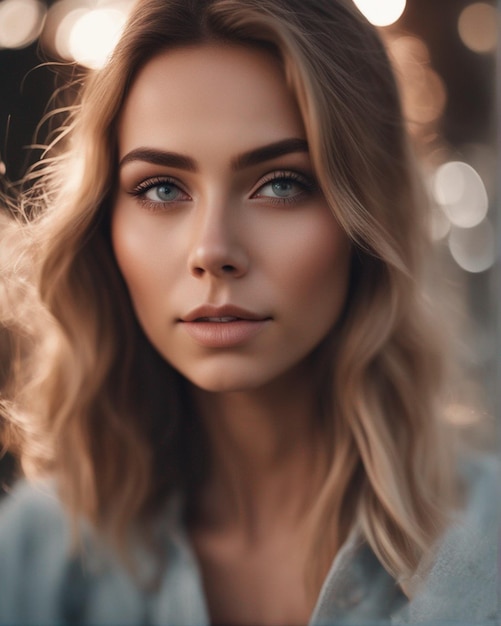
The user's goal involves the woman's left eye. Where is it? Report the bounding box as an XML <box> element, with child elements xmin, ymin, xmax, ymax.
<box><xmin>253</xmin><ymin>172</ymin><xmax>315</xmax><ymax>203</ymax></box>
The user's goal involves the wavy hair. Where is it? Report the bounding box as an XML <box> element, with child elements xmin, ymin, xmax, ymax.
<box><xmin>2</xmin><ymin>0</ymin><xmax>456</xmax><ymax>596</ymax></box>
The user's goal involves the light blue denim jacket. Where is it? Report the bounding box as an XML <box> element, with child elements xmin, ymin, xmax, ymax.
<box><xmin>0</xmin><ymin>455</ymin><xmax>497</xmax><ymax>625</ymax></box>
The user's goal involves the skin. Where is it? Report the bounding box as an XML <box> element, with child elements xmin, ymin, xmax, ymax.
<box><xmin>112</xmin><ymin>44</ymin><xmax>351</xmax><ymax>626</ymax></box>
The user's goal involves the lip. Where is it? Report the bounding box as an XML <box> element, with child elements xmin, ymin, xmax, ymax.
<box><xmin>179</xmin><ymin>305</ymin><xmax>271</xmax><ymax>348</ymax></box>
<box><xmin>181</xmin><ymin>304</ymin><xmax>270</xmax><ymax>323</ymax></box>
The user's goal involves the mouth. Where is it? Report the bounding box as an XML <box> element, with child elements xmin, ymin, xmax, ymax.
<box><xmin>194</xmin><ymin>316</ymin><xmax>246</xmax><ymax>322</ymax></box>
<box><xmin>181</xmin><ymin>305</ymin><xmax>271</xmax><ymax>323</ymax></box>
<box><xmin>179</xmin><ymin>305</ymin><xmax>271</xmax><ymax>347</ymax></box>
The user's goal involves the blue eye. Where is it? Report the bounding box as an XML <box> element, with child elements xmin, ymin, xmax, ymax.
<box><xmin>130</xmin><ymin>176</ymin><xmax>191</xmax><ymax>210</ymax></box>
<box><xmin>263</xmin><ymin>179</ymin><xmax>300</xmax><ymax>198</ymax></box>
<box><xmin>254</xmin><ymin>172</ymin><xmax>315</xmax><ymax>203</ymax></box>
<box><xmin>144</xmin><ymin>182</ymin><xmax>184</xmax><ymax>202</ymax></box>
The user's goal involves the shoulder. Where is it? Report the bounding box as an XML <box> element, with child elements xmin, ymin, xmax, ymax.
<box><xmin>0</xmin><ymin>479</ymin><xmax>72</xmax><ymax>623</ymax></box>
<box><xmin>0</xmin><ymin>479</ymin><xmax>153</xmax><ymax>624</ymax></box>
<box><xmin>0</xmin><ymin>476</ymin><xmax>64</xmax><ymax>521</ymax></box>
<box><xmin>0</xmin><ymin>480</ymin><xmax>207</xmax><ymax>625</ymax></box>
<box><xmin>0</xmin><ymin>478</ymin><xmax>70</xmax><ymax>561</ymax></box>
<box><xmin>400</xmin><ymin>454</ymin><xmax>499</xmax><ymax>625</ymax></box>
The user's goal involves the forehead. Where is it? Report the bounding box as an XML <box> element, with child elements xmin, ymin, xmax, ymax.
<box><xmin>117</xmin><ymin>43</ymin><xmax>306</xmax><ymax>156</ymax></box>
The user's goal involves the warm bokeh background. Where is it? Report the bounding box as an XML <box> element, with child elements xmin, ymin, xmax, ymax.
<box><xmin>0</xmin><ymin>0</ymin><xmax>498</xmax><ymax>490</ymax></box>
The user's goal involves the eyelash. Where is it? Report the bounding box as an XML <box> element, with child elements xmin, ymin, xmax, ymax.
<box><xmin>128</xmin><ymin>176</ymin><xmax>190</xmax><ymax>211</ymax></box>
<box><xmin>253</xmin><ymin>170</ymin><xmax>316</xmax><ymax>205</ymax></box>
<box><xmin>128</xmin><ymin>170</ymin><xmax>316</xmax><ymax>211</ymax></box>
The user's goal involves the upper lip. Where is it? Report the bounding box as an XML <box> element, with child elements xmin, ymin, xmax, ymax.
<box><xmin>181</xmin><ymin>304</ymin><xmax>271</xmax><ymax>322</ymax></box>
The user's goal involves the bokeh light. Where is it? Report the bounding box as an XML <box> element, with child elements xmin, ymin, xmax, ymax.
<box><xmin>432</xmin><ymin>161</ymin><xmax>488</xmax><ymax>229</ymax></box>
<box><xmin>42</xmin><ymin>0</ymin><xmax>134</xmax><ymax>65</ymax></box>
<box><xmin>353</xmin><ymin>0</ymin><xmax>407</xmax><ymax>27</ymax></box>
<box><xmin>55</xmin><ymin>7</ymin><xmax>89</xmax><ymax>61</ymax></box>
<box><xmin>458</xmin><ymin>2</ymin><xmax>498</xmax><ymax>54</ymax></box>
<box><xmin>0</xmin><ymin>0</ymin><xmax>46</xmax><ymax>50</ymax></box>
<box><xmin>388</xmin><ymin>36</ymin><xmax>447</xmax><ymax>132</ymax></box>
<box><xmin>448</xmin><ymin>219</ymin><xmax>495</xmax><ymax>273</ymax></box>
<box><xmin>430</xmin><ymin>205</ymin><xmax>451</xmax><ymax>241</ymax></box>
<box><xmin>390</xmin><ymin>35</ymin><xmax>430</xmax><ymax>64</ymax></box>
<box><xmin>444</xmin><ymin>402</ymin><xmax>482</xmax><ymax>427</ymax></box>
<box><xmin>40</xmin><ymin>0</ymin><xmax>78</xmax><ymax>59</ymax></box>
<box><xmin>68</xmin><ymin>7</ymin><xmax>128</xmax><ymax>69</ymax></box>
<box><xmin>461</xmin><ymin>143</ymin><xmax>497</xmax><ymax>199</ymax></box>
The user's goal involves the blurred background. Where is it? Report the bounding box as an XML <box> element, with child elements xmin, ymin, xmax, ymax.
<box><xmin>0</xmin><ymin>0</ymin><xmax>498</xmax><ymax>490</ymax></box>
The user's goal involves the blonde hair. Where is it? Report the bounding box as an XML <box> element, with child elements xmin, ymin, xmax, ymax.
<box><xmin>2</xmin><ymin>0</ymin><xmax>456</xmax><ymax>596</ymax></box>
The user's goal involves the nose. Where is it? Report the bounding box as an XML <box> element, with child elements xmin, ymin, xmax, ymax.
<box><xmin>187</xmin><ymin>205</ymin><xmax>249</xmax><ymax>279</ymax></box>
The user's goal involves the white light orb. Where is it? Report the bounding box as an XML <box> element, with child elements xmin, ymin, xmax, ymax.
<box><xmin>68</xmin><ymin>8</ymin><xmax>127</xmax><ymax>69</ymax></box>
<box><xmin>55</xmin><ymin>7</ymin><xmax>89</xmax><ymax>60</ymax></box>
<box><xmin>0</xmin><ymin>0</ymin><xmax>46</xmax><ymax>49</ymax></box>
<box><xmin>432</xmin><ymin>161</ymin><xmax>488</xmax><ymax>229</ymax></box>
<box><xmin>430</xmin><ymin>206</ymin><xmax>451</xmax><ymax>241</ymax></box>
<box><xmin>448</xmin><ymin>219</ymin><xmax>495</xmax><ymax>273</ymax></box>
<box><xmin>353</xmin><ymin>0</ymin><xmax>407</xmax><ymax>27</ymax></box>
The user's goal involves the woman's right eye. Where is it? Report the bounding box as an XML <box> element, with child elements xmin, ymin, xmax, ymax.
<box><xmin>129</xmin><ymin>177</ymin><xmax>191</xmax><ymax>208</ymax></box>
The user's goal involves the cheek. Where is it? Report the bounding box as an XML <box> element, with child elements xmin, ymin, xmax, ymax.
<box><xmin>110</xmin><ymin>209</ymin><xmax>171</xmax><ymax>321</ymax></box>
<box><xmin>281</xmin><ymin>217</ymin><xmax>351</xmax><ymax>316</ymax></box>
<box><xmin>111</xmin><ymin>214</ymin><xmax>148</xmax><ymax>295</ymax></box>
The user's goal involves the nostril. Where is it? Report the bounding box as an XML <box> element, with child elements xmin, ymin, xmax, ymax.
<box><xmin>221</xmin><ymin>264</ymin><xmax>236</xmax><ymax>273</ymax></box>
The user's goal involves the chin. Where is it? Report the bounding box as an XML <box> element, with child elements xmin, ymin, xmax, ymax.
<box><xmin>188</xmin><ymin>375</ymin><xmax>267</xmax><ymax>394</ymax></box>
<box><xmin>178</xmin><ymin>363</ymin><xmax>279</xmax><ymax>394</ymax></box>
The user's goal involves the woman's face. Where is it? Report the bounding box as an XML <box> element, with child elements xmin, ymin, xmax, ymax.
<box><xmin>112</xmin><ymin>43</ymin><xmax>351</xmax><ymax>393</ymax></box>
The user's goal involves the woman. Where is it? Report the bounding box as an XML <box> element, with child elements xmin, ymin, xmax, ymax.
<box><xmin>0</xmin><ymin>0</ymin><xmax>496</xmax><ymax>624</ymax></box>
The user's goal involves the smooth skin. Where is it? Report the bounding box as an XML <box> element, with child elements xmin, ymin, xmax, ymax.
<box><xmin>112</xmin><ymin>43</ymin><xmax>351</xmax><ymax>626</ymax></box>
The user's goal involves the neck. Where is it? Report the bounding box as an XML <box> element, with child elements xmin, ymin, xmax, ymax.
<box><xmin>189</xmin><ymin>369</ymin><xmax>329</xmax><ymax>543</ymax></box>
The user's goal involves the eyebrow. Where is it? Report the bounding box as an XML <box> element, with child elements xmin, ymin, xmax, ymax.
<box><xmin>119</xmin><ymin>138</ymin><xmax>309</xmax><ymax>172</ymax></box>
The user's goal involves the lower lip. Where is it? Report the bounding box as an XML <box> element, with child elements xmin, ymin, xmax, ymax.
<box><xmin>181</xmin><ymin>320</ymin><xmax>269</xmax><ymax>348</ymax></box>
